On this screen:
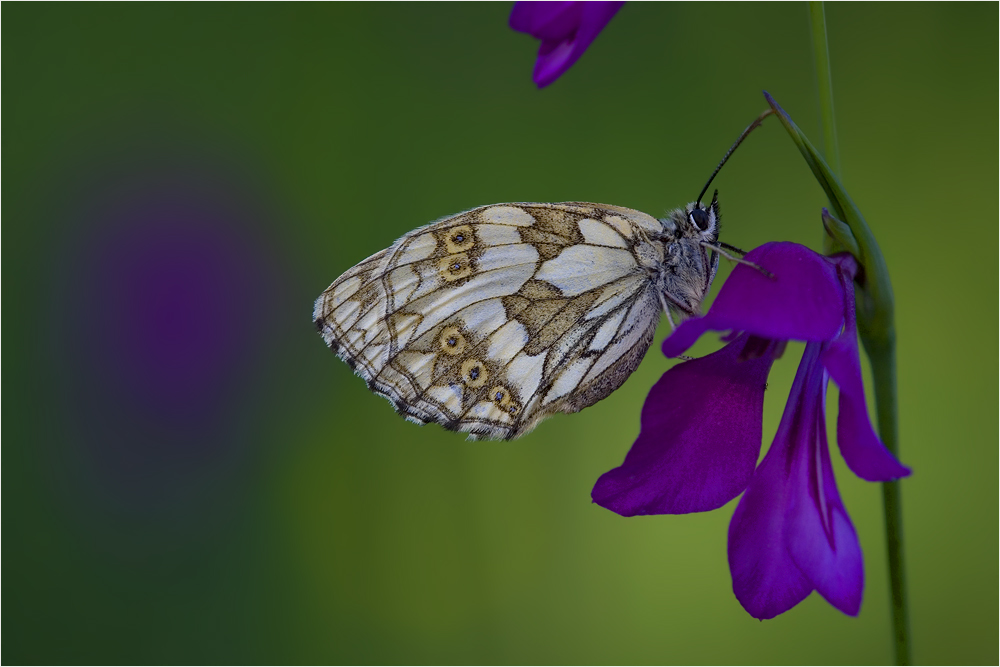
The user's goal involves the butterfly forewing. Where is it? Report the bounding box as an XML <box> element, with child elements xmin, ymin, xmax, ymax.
<box><xmin>314</xmin><ymin>203</ymin><xmax>664</xmax><ymax>439</ymax></box>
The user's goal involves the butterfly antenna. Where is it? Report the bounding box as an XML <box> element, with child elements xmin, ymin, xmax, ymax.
<box><xmin>696</xmin><ymin>108</ymin><xmax>774</xmax><ymax>207</ymax></box>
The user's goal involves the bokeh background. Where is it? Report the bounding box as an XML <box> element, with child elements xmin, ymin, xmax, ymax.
<box><xmin>4</xmin><ymin>3</ymin><xmax>996</xmax><ymax>664</ymax></box>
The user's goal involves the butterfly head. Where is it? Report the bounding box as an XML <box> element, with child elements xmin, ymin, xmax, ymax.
<box><xmin>683</xmin><ymin>189</ymin><xmax>721</xmax><ymax>243</ymax></box>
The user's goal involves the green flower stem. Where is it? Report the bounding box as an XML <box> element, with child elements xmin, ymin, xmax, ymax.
<box><xmin>869</xmin><ymin>333</ymin><xmax>911</xmax><ymax>666</ymax></box>
<box><xmin>763</xmin><ymin>89</ymin><xmax>911</xmax><ymax>665</ymax></box>
<box><xmin>808</xmin><ymin>2</ymin><xmax>840</xmax><ymax>177</ymax></box>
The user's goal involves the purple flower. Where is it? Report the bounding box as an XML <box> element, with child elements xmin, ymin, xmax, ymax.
<box><xmin>509</xmin><ymin>1</ymin><xmax>624</xmax><ymax>88</ymax></box>
<box><xmin>592</xmin><ymin>242</ymin><xmax>911</xmax><ymax>619</ymax></box>
<box><xmin>56</xmin><ymin>150</ymin><xmax>284</xmax><ymax>517</ymax></box>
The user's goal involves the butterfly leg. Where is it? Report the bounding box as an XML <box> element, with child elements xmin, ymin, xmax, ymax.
<box><xmin>657</xmin><ymin>292</ymin><xmax>678</xmax><ymax>330</ymax></box>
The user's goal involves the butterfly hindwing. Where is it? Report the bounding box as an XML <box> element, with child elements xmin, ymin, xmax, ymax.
<box><xmin>314</xmin><ymin>203</ymin><xmax>664</xmax><ymax>439</ymax></box>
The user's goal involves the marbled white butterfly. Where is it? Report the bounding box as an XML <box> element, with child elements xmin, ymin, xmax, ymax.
<box><xmin>314</xmin><ymin>113</ymin><xmax>769</xmax><ymax>439</ymax></box>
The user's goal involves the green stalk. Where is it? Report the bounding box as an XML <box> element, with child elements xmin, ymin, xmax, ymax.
<box><xmin>809</xmin><ymin>2</ymin><xmax>840</xmax><ymax>177</ymax></box>
<box><xmin>806</xmin><ymin>5</ymin><xmax>910</xmax><ymax>664</ymax></box>
<box><xmin>867</xmin><ymin>332</ymin><xmax>910</xmax><ymax>666</ymax></box>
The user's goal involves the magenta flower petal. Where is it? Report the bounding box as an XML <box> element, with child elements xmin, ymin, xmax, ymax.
<box><xmin>823</xmin><ymin>342</ymin><xmax>910</xmax><ymax>482</ymax></box>
<box><xmin>783</xmin><ymin>344</ymin><xmax>863</xmax><ymax>616</ymax></box>
<box><xmin>821</xmin><ymin>268</ymin><xmax>911</xmax><ymax>482</ymax></box>
<box><xmin>728</xmin><ymin>442</ymin><xmax>813</xmax><ymax>619</ymax></box>
<box><xmin>785</xmin><ymin>402</ymin><xmax>864</xmax><ymax>617</ymax></box>
<box><xmin>592</xmin><ymin>334</ymin><xmax>773</xmax><ymax>515</ymax></box>
<box><xmin>509</xmin><ymin>1</ymin><xmax>581</xmax><ymax>41</ymax></box>
<box><xmin>728</xmin><ymin>344</ymin><xmax>824</xmax><ymax>619</ymax></box>
<box><xmin>659</xmin><ymin>316</ymin><xmax>713</xmax><ymax>359</ymax></box>
<box><xmin>509</xmin><ymin>1</ymin><xmax>624</xmax><ymax>88</ymax></box>
<box><xmin>730</xmin><ymin>342</ymin><xmax>864</xmax><ymax>618</ymax></box>
<box><xmin>662</xmin><ymin>242</ymin><xmax>844</xmax><ymax>358</ymax></box>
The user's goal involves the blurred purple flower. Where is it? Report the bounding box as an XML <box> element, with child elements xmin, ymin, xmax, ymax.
<box><xmin>56</xmin><ymin>149</ymin><xmax>284</xmax><ymax>524</ymax></box>
<box><xmin>82</xmin><ymin>187</ymin><xmax>266</xmax><ymax>426</ymax></box>
<box><xmin>592</xmin><ymin>242</ymin><xmax>911</xmax><ymax>619</ymax></box>
<box><xmin>509</xmin><ymin>1</ymin><xmax>624</xmax><ymax>88</ymax></box>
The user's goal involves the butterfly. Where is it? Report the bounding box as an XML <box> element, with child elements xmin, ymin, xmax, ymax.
<box><xmin>313</xmin><ymin>114</ymin><xmax>769</xmax><ymax>440</ymax></box>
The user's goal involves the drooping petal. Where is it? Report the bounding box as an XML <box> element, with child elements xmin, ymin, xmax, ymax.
<box><xmin>822</xmin><ymin>260</ymin><xmax>911</xmax><ymax>481</ymax></box>
<box><xmin>784</xmin><ymin>346</ymin><xmax>863</xmax><ymax>616</ymax></box>
<box><xmin>592</xmin><ymin>334</ymin><xmax>772</xmax><ymax>516</ymax></box>
<box><xmin>663</xmin><ymin>242</ymin><xmax>844</xmax><ymax>358</ymax></box>
<box><xmin>730</xmin><ymin>342</ymin><xmax>865</xmax><ymax>618</ymax></box>
<box><xmin>785</xmin><ymin>413</ymin><xmax>865</xmax><ymax>616</ymax></box>
<box><xmin>510</xmin><ymin>1</ymin><xmax>624</xmax><ymax>88</ymax></box>
<box><xmin>728</xmin><ymin>345</ymin><xmax>823</xmax><ymax>619</ymax></box>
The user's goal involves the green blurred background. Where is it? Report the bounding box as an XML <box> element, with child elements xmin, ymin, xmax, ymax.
<box><xmin>4</xmin><ymin>3</ymin><xmax>996</xmax><ymax>664</ymax></box>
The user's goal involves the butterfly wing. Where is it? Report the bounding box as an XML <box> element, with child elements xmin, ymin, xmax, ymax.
<box><xmin>314</xmin><ymin>203</ymin><xmax>664</xmax><ymax>439</ymax></box>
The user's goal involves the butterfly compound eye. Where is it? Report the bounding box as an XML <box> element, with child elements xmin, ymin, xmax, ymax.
<box><xmin>690</xmin><ymin>208</ymin><xmax>710</xmax><ymax>231</ymax></box>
